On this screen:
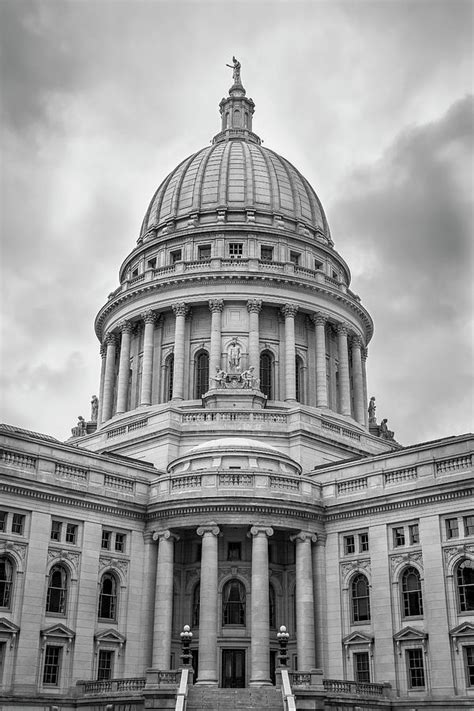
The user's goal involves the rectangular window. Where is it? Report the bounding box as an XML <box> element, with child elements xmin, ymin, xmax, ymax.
<box><xmin>289</xmin><ymin>251</ymin><xmax>300</xmax><ymax>265</ymax></box>
<box><xmin>50</xmin><ymin>520</ymin><xmax>61</xmax><ymax>541</ymax></box>
<box><xmin>65</xmin><ymin>523</ymin><xmax>77</xmax><ymax>544</ymax></box>
<box><xmin>170</xmin><ymin>249</ymin><xmax>182</xmax><ymax>264</ymax></box>
<box><xmin>393</xmin><ymin>527</ymin><xmax>405</xmax><ymax>547</ymax></box>
<box><xmin>344</xmin><ymin>535</ymin><xmax>355</xmax><ymax>555</ymax></box>
<box><xmin>406</xmin><ymin>648</ymin><xmax>425</xmax><ymax>688</ymax></box>
<box><xmin>101</xmin><ymin>530</ymin><xmax>112</xmax><ymax>550</ymax></box>
<box><xmin>446</xmin><ymin>518</ymin><xmax>459</xmax><ymax>539</ymax></box>
<box><xmin>97</xmin><ymin>649</ymin><xmax>114</xmax><ymax>681</ymax></box>
<box><xmin>227</xmin><ymin>542</ymin><xmax>241</xmax><ymax>561</ymax></box>
<box><xmin>409</xmin><ymin>524</ymin><xmax>419</xmax><ymax>545</ymax></box>
<box><xmin>43</xmin><ymin>645</ymin><xmax>61</xmax><ymax>685</ymax></box>
<box><xmin>0</xmin><ymin>511</ymin><xmax>6</xmax><ymax>532</ymax></box>
<box><xmin>332</xmin><ymin>270</ymin><xmax>338</xmax><ymax>279</ymax></box>
<box><xmin>354</xmin><ymin>652</ymin><xmax>370</xmax><ymax>683</ymax></box>
<box><xmin>198</xmin><ymin>244</ymin><xmax>211</xmax><ymax>260</ymax></box>
<box><xmin>359</xmin><ymin>532</ymin><xmax>369</xmax><ymax>552</ymax></box>
<box><xmin>11</xmin><ymin>514</ymin><xmax>25</xmax><ymax>535</ymax></box>
<box><xmin>314</xmin><ymin>259</ymin><xmax>323</xmax><ymax>271</ymax></box>
<box><xmin>147</xmin><ymin>257</ymin><xmax>157</xmax><ymax>270</ymax></box>
<box><xmin>229</xmin><ymin>243</ymin><xmax>243</xmax><ymax>258</ymax></box>
<box><xmin>261</xmin><ymin>246</ymin><xmax>273</xmax><ymax>261</ymax></box>
<box><xmin>115</xmin><ymin>533</ymin><xmax>126</xmax><ymax>553</ymax></box>
<box><xmin>131</xmin><ymin>268</ymin><xmax>139</xmax><ymax>278</ymax></box>
<box><xmin>464</xmin><ymin>516</ymin><xmax>474</xmax><ymax>536</ymax></box>
<box><xmin>465</xmin><ymin>646</ymin><xmax>474</xmax><ymax>687</ymax></box>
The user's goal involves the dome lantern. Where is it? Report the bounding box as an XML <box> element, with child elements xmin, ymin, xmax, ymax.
<box><xmin>213</xmin><ymin>57</ymin><xmax>260</xmax><ymax>145</ymax></box>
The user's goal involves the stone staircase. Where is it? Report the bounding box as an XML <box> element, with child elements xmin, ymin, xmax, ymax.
<box><xmin>186</xmin><ymin>686</ymin><xmax>284</xmax><ymax>710</ymax></box>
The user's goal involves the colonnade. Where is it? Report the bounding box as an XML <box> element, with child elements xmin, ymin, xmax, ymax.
<box><xmin>98</xmin><ymin>299</ymin><xmax>367</xmax><ymax>426</ymax></box>
<box><xmin>151</xmin><ymin>525</ymin><xmax>320</xmax><ymax>685</ymax></box>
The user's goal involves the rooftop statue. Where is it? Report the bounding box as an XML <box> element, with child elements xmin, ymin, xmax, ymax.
<box><xmin>226</xmin><ymin>56</ymin><xmax>241</xmax><ymax>84</ymax></box>
<box><xmin>91</xmin><ymin>395</ymin><xmax>98</xmax><ymax>422</ymax></box>
<box><xmin>368</xmin><ymin>396</ymin><xmax>377</xmax><ymax>424</ymax></box>
<box><xmin>380</xmin><ymin>418</ymin><xmax>394</xmax><ymax>440</ymax></box>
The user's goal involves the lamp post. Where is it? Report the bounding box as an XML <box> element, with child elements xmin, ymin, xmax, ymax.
<box><xmin>277</xmin><ymin>625</ymin><xmax>290</xmax><ymax>667</ymax></box>
<box><xmin>180</xmin><ymin>625</ymin><xmax>193</xmax><ymax>667</ymax></box>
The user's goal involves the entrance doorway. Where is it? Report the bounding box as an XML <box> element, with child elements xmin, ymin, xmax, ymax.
<box><xmin>222</xmin><ymin>649</ymin><xmax>245</xmax><ymax>688</ymax></box>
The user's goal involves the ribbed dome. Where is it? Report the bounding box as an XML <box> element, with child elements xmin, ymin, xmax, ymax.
<box><xmin>139</xmin><ymin>140</ymin><xmax>331</xmax><ymax>241</ymax></box>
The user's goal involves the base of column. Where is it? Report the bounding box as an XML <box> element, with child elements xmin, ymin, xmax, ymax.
<box><xmin>195</xmin><ymin>679</ymin><xmax>218</xmax><ymax>686</ymax></box>
<box><xmin>249</xmin><ymin>678</ymin><xmax>273</xmax><ymax>687</ymax></box>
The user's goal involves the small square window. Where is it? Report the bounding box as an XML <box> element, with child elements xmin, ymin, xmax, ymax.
<box><xmin>393</xmin><ymin>527</ymin><xmax>405</xmax><ymax>547</ymax></box>
<box><xmin>406</xmin><ymin>648</ymin><xmax>425</xmax><ymax>688</ymax></box>
<box><xmin>0</xmin><ymin>511</ymin><xmax>6</xmax><ymax>532</ymax></box>
<box><xmin>409</xmin><ymin>524</ymin><xmax>419</xmax><ymax>545</ymax></box>
<box><xmin>465</xmin><ymin>645</ymin><xmax>474</xmax><ymax>687</ymax></box>
<box><xmin>261</xmin><ymin>246</ymin><xmax>273</xmax><ymax>261</ymax></box>
<box><xmin>344</xmin><ymin>535</ymin><xmax>355</xmax><ymax>555</ymax></box>
<box><xmin>227</xmin><ymin>542</ymin><xmax>241</xmax><ymax>561</ymax></box>
<box><xmin>332</xmin><ymin>270</ymin><xmax>338</xmax><ymax>279</ymax></box>
<box><xmin>43</xmin><ymin>645</ymin><xmax>62</xmax><ymax>686</ymax></box>
<box><xmin>147</xmin><ymin>257</ymin><xmax>157</xmax><ymax>270</ymax></box>
<box><xmin>229</xmin><ymin>243</ymin><xmax>243</xmax><ymax>258</ymax></box>
<box><xmin>359</xmin><ymin>532</ymin><xmax>369</xmax><ymax>552</ymax></box>
<box><xmin>101</xmin><ymin>530</ymin><xmax>112</xmax><ymax>550</ymax></box>
<box><xmin>198</xmin><ymin>245</ymin><xmax>211</xmax><ymax>260</ymax></box>
<box><xmin>314</xmin><ymin>259</ymin><xmax>323</xmax><ymax>271</ymax></box>
<box><xmin>65</xmin><ymin>523</ymin><xmax>77</xmax><ymax>545</ymax></box>
<box><xmin>131</xmin><ymin>268</ymin><xmax>139</xmax><ymax>278</ymax></box>
<box><xmin>115</xmin><ymin>533</ymin><xmax>126</xmax><ymax>553</ymax></box>
<box><xmin>170</xmin><ymin>249</ymin><xmax>182</xmax><ymax>264</ymax></box>
<box><xmin>51</xmin><ymin>521</ymin><xmax>62</xmax><ymax>542</ymax></box>
<box><xmin>446</xmin><ymin>518</ymin><xmax>459</xmax><ymax>539</ymax></box>
<box><xmin>354</xmin><ymin>652</ymin><xmax>370</xmax><ymax>683</ymax></box>
<box><xmin>464</xmin><ymin>516</ymin><xmax>474</xmax><ymax>536</ymax></box>
<box><xmin>97</xmin><ymin>649</ymin><xmax>114</xmax><ymax>681</ymax></box>
<box><xmin>11</xmin><ymin>514</ymin><xmax>25</xmax><ymax>535</ymax></box>
<box><xmin>289</xmin><ymin>251</ymin><xmax>300</xmax><ymax>265</ymax></box>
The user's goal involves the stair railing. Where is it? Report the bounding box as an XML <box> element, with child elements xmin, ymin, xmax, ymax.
<box><xmin>175</xmin><ymin>624</ymin><xmax>193</xmax><ymax>711</ymax></box>
<box><xmin>280</xmin><ymin>668</ymin><xmax>296</xmax><ymax>711</ymax></box>
<box><xmin>175</xmin><ymin>667</ymin><xmax>190</xmax><ymax>711</ymax></box>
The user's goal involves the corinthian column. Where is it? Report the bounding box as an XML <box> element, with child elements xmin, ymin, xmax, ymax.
<box><xmin>312</xmin><ymin>313</ymin><xmax>328</xmax><ymax>407</ymax></box>
<box><xmin>152</xmin><ymin>530</ymin><xmax>178</xmax><ymax>668</ymax></box>
<box><xmin>171</xmin><ymin>303</ymin><xmax>188</xmax><ymax>400</ymax></box>
<box><xmin>281</xmin><ymin>304</ymin><xmax>298</xmax><ymax>401</ymax></box>
<box><xmin>197</xmin><ymin>523</ymin><xmax>220</xmax><ymax>685</ymax></box>
<box><xmin>351</xmin><ymin>335</ymin><xmax>365</xmax><ymax>425</ymax></box>
<box><xmin>247</xmin><ymin>299</ymin><xmax>262</xmax><ymax>369</ymax></box>
<box><xmin>362</xmin><ymin>347</ymin><xmax>369</xmax><ymax>428</ymax></box>
<box><xmin>337</xmin><ymin>323</ymin><xmax>351</xmax><ymax>416</ymax></box>
<box><xmin>140</xmin><ymin>310</ymin><xmax>156</xmax><ymax>405</ymax></box>
<box><xmin>209</xmin><ymin>300</ymin><xmax>224</xmax><ymax>386</ymax></box>
<box><xmin>290</xmin><ymin>531</ymin><xmax>317</xmax><ymax>669</ymax></box>
<box><xmin>116</xmin><ymin>321</ymin><xmax>133</xmax><ymax>413</ymax></box>
<box><xmin>97</xmin><ymin>344</ymin><xmax>107</xmax><ymax>425</ymax></box>
<box><xmin>249</xmin><ymin>525</ymin><xmax>273</xmax><ymax>686</ymax></box>
<box><xmin>101</xmin><ymin>333</ymin><xmax>117</xmax><ymax>422</ymax></box>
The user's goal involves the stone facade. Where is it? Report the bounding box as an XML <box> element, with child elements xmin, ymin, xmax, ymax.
<box><xmin>0</xmin><ymin>72</ymin><xmax>473</xmax><ymax>710</ymax></box>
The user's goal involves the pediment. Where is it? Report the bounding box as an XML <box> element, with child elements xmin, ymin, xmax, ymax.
<box><xmin>450</xmin><ymin>621</ymin><xmax>474</xmax><ymax>638</ymax></box>
<box><xmin>393</xmin><ymin>626</ymin><xmax>427</xmax><ymax>642</ymax></box>
<box><xmin>41</xmin><ymin>623</ymin><xmax>75</xmax><ymax>640</ymax></box>
<box><xmin>0</xmin><ymin>617</ymin><xmax>20</xmax><ymax>635</ymax></box>
<box><xmin>94</xmin><ymin>628</ymin><xmax>126</xmax><ymax>645</ymax></box>
<box><xmin>342</xmin><ymin>631</ymin><xmax>374</xmax><ymax>646</ymax></box>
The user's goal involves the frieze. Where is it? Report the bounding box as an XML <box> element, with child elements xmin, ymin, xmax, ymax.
<box><xmin>443</xmin><ymin>543</ymin><xmax>474</xmax><ymax>568</ymax></box>
<box><xmin>0</xmin><ymin>540</ymin><xmax>27</xmax><ymax>563</ymax></box>
<box><xmin>99</xmin><ymin>556</ymin><xmax>129</xmax><ymax>578</ymax></box>
<box><xmin>48</xmin><ymin>547</ymin><xmax>81</xmax><ymax>572</ymax></box>
<box><xmin>389</xmin><ymin>551</ymin><xmax>423</xmax><ymax>575</ymax></box>
<box><xmin>340</xmin><ymin>559</ymin><xmax>371</xmax><ymax>580</ymax></box>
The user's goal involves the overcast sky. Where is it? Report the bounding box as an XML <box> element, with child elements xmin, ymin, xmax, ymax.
<box><xmin>1</xmin><ymin>0</ymin><xmax>473</xmax><ymax>447</ymax></box>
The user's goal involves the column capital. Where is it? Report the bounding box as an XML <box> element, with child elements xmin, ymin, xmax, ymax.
<box><xmin>209</xmin><ymin>299</ymin><xmax>224</xmax><ymax>313</ymax></box>
<box><xmin>172</xmin><ymin>302</ymin><xmax>188</xmax><ymax>317</ymax></box>
<box><xmin>336</xmin><ymin>322</ymin><xmax>349</xmax><ymax>337</ymax></box>
<box><xmin>118</xmin><ymin>320</ymin><xmax>133</xmax><ymax>334</ymax></box>
<box><xmin>197</xmin><ymin>522</ymin><xmax>220</xmax><ymax>537</ymax></box>
<box><xmin>311</xmin><ymin>312</ymin><xmax>327</xmax><ymax>326</ymax></box>
<box><xmin>281</xmin><ymin>303</ymin><xmax>298</xmax><ymax>319</ymax></box>
<box><xmin>141</xmin><ymin>309</ymin><xmax>157</xmax><ymax>325</ymax></box>
<box><xmin>152</xmin><ymin>529</ymin><xmax>180</xmax><ymax>543</ymax></box>
<box><xmin>351</xmin><ymin>335</ymin><xmax>363</xmax><ymax>349</ymax></box>
<box><xmin>247</xmin><ymin>298</ymin><xmax>263</xmax><ymax>314</ymax></box>
<box><xmin>249</xmin><ymin>525</ymin><xmax>274</xmax><ymax>538</ymax></box>
<box><xmin>290</xmin><ymin>531</ymin><xmax>317</xmax><ymax>544</ymax></box>
<box><xmin>100</xmin><ymin>343</ymin><xmax>107</xmax><ymax>358</ymax></box>
<box><xmin>105</xmin><ymin>332</ymin><xmax>117</xmax><ymax>347</ymax></box>
<box><xmin>361</xmin><ymin>347</ymin><xmax>368</xmax><ymax>361</ymax></box>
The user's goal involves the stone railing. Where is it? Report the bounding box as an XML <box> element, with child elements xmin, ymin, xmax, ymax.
<box><xmin>181</xmin><ymin>411</ymin><xmax>287</xmax><ymax>424</ymax></box>
<box><xmin>337</xmin><ymin>477</ymin><xmax>368</xmax><ymax>495</ymax></box>
<box><xmin>384</xmin><ymin>466</ymin><xmax>417</xmax><ymax>485</ymax></box>
<box><xmin>172</xmin><ymin>474</ymin><xmax>202</xmax><ymax>490</ymax></box>
<box><xmin>323</xmin><ymin>678</ymin><xmax>388</xmax><ymax>697</ymax></box>
<box><xmin>77</xmin><ymin>676</ymin><xmax>146</xmax><ymax>695</ymax></box>
<box><xmin>104</xmin><ymin>473</ymin><xmax>135</xmax><ymax>493</ymax></box>
<box><xmin>0</xmin><ymin>449</ymin><xmax>37</xmax><ymax>470</ymax></box>
<box><xmin>55</xmin><ymin>462</ymin><xmax>88</xmax><ymax>481</ymax></box>
<box><xmin>321</xmin><ymin>419</ymin><xmax>361</xmax><ymax>441</ymax></box>
<box><xmin>107</xmin><ymin>418</ymin><xmax>149</xmax><ymax>438</ymax></box>
<box><xmin>436</xmin><ymin>454</ymin><xmax>472</xmax><ymax>474</ymax></box>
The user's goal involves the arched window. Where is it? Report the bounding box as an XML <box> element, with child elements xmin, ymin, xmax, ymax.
<box><xmin>195</xmin><ymin>350</ymin><xmax>209</xmax><ymax>398</ymax></box>
<box><xmin>0</xmin><ymin>556</ymin><xmax>13</xmax><ymax>608</ymax></box>
<box><xmin>46</xmin><ymin>565</ymin><xmax>68</xmax><ymax>615</ymax></box>
<box><xmin>165</xmin><ymin>354</ymin><xmax>174</xmax><ymax>401</ymax></box>
<box><xmin>269</xmin><ymin>583</ymin><xmax>276</xmax><ymax>628</ymax></box>
<box><xmin>222</xmin><ymin>579</ymin><xmax>246</xmax><ymax>625</ymax></box>
<box><xmin>351</xmin><ymin>574</ymin><xmax>370</xmax><ymax>622</ymax></box>
<box><xmin>260</xmin><ymin>351</ymin><xmax>273</xmax><ymax>400</ymax></box>
<box><xmin>295</xmin><ymin>356</ymin><xmax>303</xmax><ymax>403</ymax></box>
<box><xmin>233</xmin><ymin>109</ymin><xmax>241</xmax><ymax>127</ymax></box>
<box><xmin>192</xmin><ymin>582</ymin><xmax>200</xmax><ymax>627</ymax></box>
<box><xmin>98</xmin><ymin>573</ymin><xmax>118</xmax><ymax>620</ymax></box>
<box><xmin>401</xmin><ymin>566</ymin><xmax>423</xmax><ymax>617</ymax></box>
<box><xmin>457</xmin><ymin>559</ymin><xmax>474</xmax><ymax>612</ymax></box>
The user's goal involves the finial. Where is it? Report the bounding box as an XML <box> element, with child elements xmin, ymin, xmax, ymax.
<box><xmin>226</xmin><ymin>56</ymin><xmax>242</xmax><ymax>87</ymax></box>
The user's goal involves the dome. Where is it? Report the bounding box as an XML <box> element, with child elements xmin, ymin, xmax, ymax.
<box><xmin>186</xmin><ymin>436</ymin><xmax>283</xmax><ymax>456</ymax></box>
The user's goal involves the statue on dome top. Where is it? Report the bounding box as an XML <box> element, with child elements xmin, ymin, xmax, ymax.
<box><xmin>226</xmin><ymin>56</ymin><xmax>242</xmax><ymax>84</ymax></box>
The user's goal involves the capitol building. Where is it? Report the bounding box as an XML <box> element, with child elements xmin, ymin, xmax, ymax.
<box><xmin>0</xmin><ymin>63</ymin><xmax>473</xmax><ymax>711</ymax></box>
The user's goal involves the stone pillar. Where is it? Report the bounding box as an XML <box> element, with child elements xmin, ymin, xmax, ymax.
<box><xmin>312</xmin><ymin>313</ymin><xmax>328</xmax><ymax>407</ymax></box>
<box><xmin>361</xmin><ymin>347</ymin><xmax>369</xmax><ymax>428</ymax></box>
<box><xmin>247</xmin><ymin>299</ymin><xmax>262</xmax><ymax>369</ymax></box>
<box><xmin>152</xmin><ymin>530</ymin><xmax>178</xmax><ymax>668</ymax></box>
<box><xmin>351</xmin><ymin>336</ymin><xmax>365</xmax><ymax>425</ymax></box>
<box><xmin>140</xmin><ymin>310</ymin><xmax>156</xmax><ymax>406</ymax></box>
<box><xmin>249</xmin><ymin>525</ymin><xmax>273</xmax><ymax>686</ymax></box>
<box><xmin>337</xmin><ymin>323</ymin><xmax>351</xmax><ymax>416</ymax></box>
<box><xmin>116</xmin><ymin>321</ymin><xmax>133</xmax><ymax>414</ymax></box>
<box><xmin>209</xmin><ymin>300</ymin><xmax>224</xmax><ymax>387</ymax></box>
<box><xmin>312</xmin><ymin>535</ymin><xmax>327</xmax><ymax>669</ymax></box>
<box><xmin>197</xmin><ymin>523</ymin><xmax>220</xmax><ymax>685</ymax></box>
<box><xmin>101</xmin><ymin>333</ymin><xmax>117</xmax><ymax>422</ymax></box>
<box><xmin>281</xmin><ymin>304</ymin><xmax>298</xmax><ymax>402</ymax></box>
<box><xmin>97</xmin><ymin>344</ymin><xmax>107</xmax><ymax>425</ymax></box>
<box><xmin>291</xmin><ymin>531</ymin><xmax>317</xmax><ymax>669</ymax></box>
<box><xmin>171</xmin><ymin>303</ymin><xmax>188</xmax><ymax>401</ymax></box>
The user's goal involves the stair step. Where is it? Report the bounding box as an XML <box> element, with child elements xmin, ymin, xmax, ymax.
<box><xmin>186</xmin><ymin>686</ymin><xmax>283</xmax><ymax>710</ymax></box>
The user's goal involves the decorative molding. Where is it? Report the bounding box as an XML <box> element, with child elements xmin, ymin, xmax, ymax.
<box><xmin>281</xmin><ymin>303</ymin><xmax>298</xmax><ymax>319</ymax></box>
<box><xmin>105</xmin><ymin>332</ymin><xmax>116</xmax><ymax>347</ymax></box>
<box><xmin>342</xmin><ymin>632</ymin><xmax>374</xmax><ymax>658</ymax></box>
<box><xmin>443</xmin><ymin>543</ymin><xmax>474</xmax><ymax>569</ymax></box>
<box><xmin>0</xmin><ymin>617</ymin><xmax>20</xmax><ymax>648</ymax></box>
<box><xmin>351</xmin><ymin>335</ymin><xmax>363</xmax><ymax>349</ymax></box>
<box><xmin>311</xmin><ymin>312</ymin><xmax>327</xmax><ymax>326</ymax></box>
<box><xmin>449</xmin><ymin>622</ymin><xmax>474</xmax><ymax>652</ymax></box>
<box><xmin>47</xmin><ymin>547</ymin><xmax>81</xmax><ymax>574</ymax></box>
<box><xmin>172</xmin><ymin>302</ymin><xmax>188</xmax><ymax>317</ymax></box>
<box><xmin>41</xmin><ymin>623</ymin><xmax>75</xmax><ymax>652</ymax></box>
<box><xmin>340</xmin><ymin>559</ymin><xmax>371</xmax><ymax>581</ymax></box>
<box><xmin>152</xmin><ymin>530</ymin><xmax>179</xmax><ymax>544</ymax></box>
<box><xmin>0</xmin><ymin>540</ymin><xmax>27</xmax><ymax>566</ymax></box>
<box><xmin>141</xmin><ymin>310</ymin><xmax>157</xmax><ymax>325</ymax></box>
<box><xmin>94</xmin><ymin>628</ymin><xmax>126</xmax><ymax>656</ymax></box>
<box><xmin>389</xmin><ymin>551</ymin><xmax>423</xmax><ymax>576</ymax></box>
<box><xmin>196</xmin><ymin>522</ymin><xmax>220</xmax><ymax>537</ymax></box>
<box><xmin>249</xmin><ymin>525</ymin><xmax>274</xmax><ymax>538</ymax></box>
<box><xmin>393</xmin><ymin>626</ymin><xmax>428</xmax><ymax>655</ymax></box>
<box><xmin>209</xmin><ymin>299</ymin><xmax>224</xmax><ymax>313</ymax></box>
<box><xmin>290</xmin><ymin>531</ymin><xmax>317</xmax><ymax>544</ymax></box>
<box><xmin>246</xmin><ymin>299</ymin><xmax>262</xmax><ymax>314</ymax></box>
<box><xmin>336</xmin><ymin>323</ymin><xmax>348</xmax><ymax>337</ymax></box>
<box><xmin>98</xmin><ymin>556</ymin><xmax>129</xmax><ymax>579</ymax></box>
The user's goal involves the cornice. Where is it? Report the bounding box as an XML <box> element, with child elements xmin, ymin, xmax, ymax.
<box><xmin>146</xmin><ymin>500</ymin><xmax>326</xmax><ymax>524</ymax></box>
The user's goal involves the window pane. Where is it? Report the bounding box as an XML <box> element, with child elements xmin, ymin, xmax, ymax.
<box><xmin>0</xmin><ymin>557</ymin><xmax>13</xmax><ymax>608</ymax></box>
<box><xmin>99</xmin><ymin>574</ymin><xmax>117</xmax><ymax>620</ymax></box>
<box><xmin>195</xmin><ymin>351</ymin><xmax>209</xmax><ymax>398</ymax></box>
<box><xmin>457</xmin><ymin>559</ymin><xmax>474</xmax><ymax>612</ymax></box>
<box><xmin>97</xmin><ymin>650</ymin><xmax>114</xmax><ymax>681</ymax></box>
<box><xmin>393</xmin><ymin>527</ymin><xmax>405</xmax><ymax>547</ymax></box>
<box><xmin>407</xmin><ymin>648</ymin><xmax>425</xmax><ymax>688</ymax></box>
<box><xmin>402</xmin><ymin>567</ymin><xmax>423</xmax><ymax>617</ymax></box>
<box><xmin>351</xmin><ymin>574</ymin><xmax>370</xmax><ymax>622</ymax></box>
<box><xmin>0</xmin><ymin>512</ymin><xmax>6</xmax><ymax>532</ymax></box>
<box><xmin>43</xmin><ymin>646</ymin><xmax>61</xmax><ymax>685</ymax></box>
<box><xmin>51</xmin><ymin>521</ymin><xmax>61</xmax><ymax>541</ymax></box>
<box><xmin>465</xmin><ymin>646</ymin><xmax>474</xmax><ymax>687</ymax></box>
<box><xmin>409</xmin><ymin>524</ymin><xmax>419</xmax><ymax>544</ymax></box>
<box><xmin>46</xmin><ymin>566</ymin><xmax>67</xmax><ymax>614</ymax></box>
<box><xmin>344</xmin><ymin>536</ymin><xmax>355</xmax><ymax>555</ymax></box>
<box><xmin>11</xmin><ymin>514</ymin><xmax>25</xmax><ymax>535</ymax></box>
<box><xmin>102</xmin><ymin>530</ymin><xmax>112</xmax><ymax>550</ymax></box>
<box><xmin>223</xmin><ymin>580</ymin><xmax>246</xmax><ymax>625</ymax></box>
<box><xmin>464</xmin><ymin>516</ymin><xmax>474</xmax><ymax>536</ymax></box>
<box><xmin>260</xmin><ymin>352</ymin><xmax>272</xmax><ymax>400</ymax></box>
<box><xmin>446</xmin><ymin>518</ymin><xmax>459</xmax><ymax>539</ymax></box>
<box><xmin>65</xmin><ymin>524</ymin><xmax>77</xmax><ymax>544</ymax></box>
<box><xmin>359</xmin><ymin>533</ymin><xmax>369</xmax><ymax>552</ymax></box>
<box><xmin>115</xmin><ymin>533</ymin><xmax>125</xmax><ymax>552</ymax></box>
<box><xmin>354</xmin><ymin>652</ymin><xmax>370</xmax><ymax>683</ymax></box>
